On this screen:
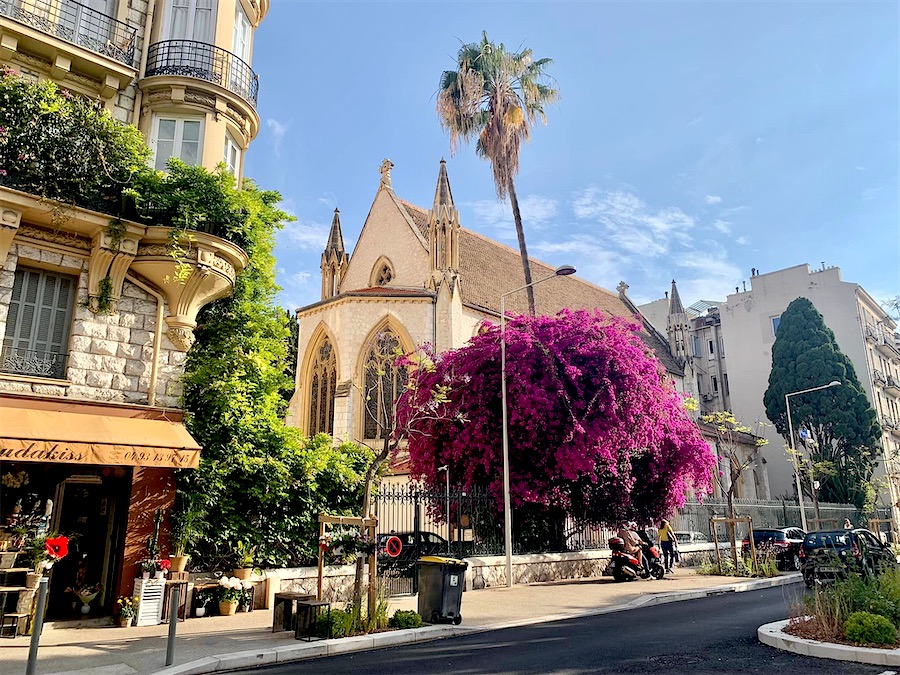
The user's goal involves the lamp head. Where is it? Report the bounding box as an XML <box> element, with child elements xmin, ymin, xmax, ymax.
<box><xmin>554</xmin><ymin>265</ymin><xmax>577</xmax><ymax>276</ymax></box>
<box><xmin>827</xmin><ymin>380</ymin><xmax>841</xmax><ymax>387</ymax></box>
<box><xmin>438</xmin><ymin>465</ymin><xmax>448</xmax><ymax>472</ymax></box>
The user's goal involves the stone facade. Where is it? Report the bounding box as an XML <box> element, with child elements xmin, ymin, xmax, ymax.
<box><xmin>0</xmin><ymin>242</ymin><xmax>183</xmax><ymax>407</ymax></box>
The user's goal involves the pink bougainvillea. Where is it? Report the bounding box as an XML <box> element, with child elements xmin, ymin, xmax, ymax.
<box><xmin>397</xmin><ymin>310</ymin><xmax>715</xmax><ymax>526</ymax></box>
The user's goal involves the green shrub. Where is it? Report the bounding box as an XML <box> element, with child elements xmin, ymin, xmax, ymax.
<box><xmin>844</xmin><ymin>611</ymin><xmax>898</xmax><ymax>646</ymax></box>
<box><xmin>315</xmin><ymin>609</ymin><xmax>355</xmax><ymax>638</ymax></box>
<box><xmin>388</xmin><ymin>610</ymin><xmax>423</xmax><ymax>629</ymax></box>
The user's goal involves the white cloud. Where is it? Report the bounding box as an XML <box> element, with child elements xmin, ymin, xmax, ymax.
<box><xmin>736</xmin><ymin>236</ymin><xmax>749</xmax><ymax>246</ymax></box>
<box><xmin>467</xmin><ymin>194</ymin><xmax>559</xmax><ymax>240</ymax></box>
<box><xmin>571</xmin><ymin>187</ymin><xmax>696</xmax><ymax>257</ymax></box>
<box><xmin>712</xmin><ymin>219</ymin><xmax>731</xmax><ymax>234</ymax></box>
<box><xmin>531</xmin><ymin>234</ymin><xmax>623</xmax><ymax>287</ymax></box>
<box><xmin>705</xmin><ymin>195</ymin><xmax>722</xmax><ymax>205</ymax></box>
<box><xmin>266</xmin><ymin>118</ymin><xmax>289</xmax><ymax>157</ymax></box>
<box><xmin>276</xmin><ymin>218</ymin><xmax>330</xmax><ymax>250</ymax></box>
<box><xmin>720</xmin><ymin>205</ymin><xmax>750</xmax><ymax>216</ymax></box>
<box><xmin>674</xmin><ymin>246</ymin><xmax>742</xmax><ymax>301</ymax></box>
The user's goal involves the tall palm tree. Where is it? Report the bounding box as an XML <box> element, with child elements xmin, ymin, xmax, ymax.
<box><xmin>437</xmin><ymin>32</ymin><xmax>558</xmax><ymax>316</ymax></box>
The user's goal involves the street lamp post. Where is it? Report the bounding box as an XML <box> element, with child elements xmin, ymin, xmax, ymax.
<box><xmin>438</xmin><ymin>465</ymin><xmax>450</xmax><ymax>555</ymax></box>
<box><xmin>500</xmin><ymin>264</ymin><xmax>576</xmax><ymax>588</ymax></box>
<box><xmin>786</xmin><ymin>380</ymin><xmax>841</xmax><ymax>531</ymax></box>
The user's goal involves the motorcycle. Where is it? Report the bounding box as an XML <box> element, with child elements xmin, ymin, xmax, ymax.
<box><xmin>608</xmin><ymin>537</ymin><xmax>665</xmax><ymax>582</ymax></box>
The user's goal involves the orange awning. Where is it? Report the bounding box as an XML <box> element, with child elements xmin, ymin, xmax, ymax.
<box><xmin>0</xmin><ymin>407</ymin><xmax>201</xmax><ymax>469</ymax></box>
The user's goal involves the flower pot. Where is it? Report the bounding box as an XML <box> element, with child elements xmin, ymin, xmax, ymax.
<box><xmin>25</xmin><ymin>572</ymin><xmax>40</xmax><ymax>589</ymax></box>
<box><xmin>170</xmin><ymin>555</ymin><xmax>189</xmax><ymax>573</ymax></box>
<box><xmin>155</xmin><ymin>571</ymin><xmax>165</xmax><ymax>581</ymax></box>
<box><xmin>232</xmin><ymin>568</ymin><xmax>252</xmax><ymax>581</ymax></box>
<box><xmin>218</xmin><ymin>601</ymin><xmax>238</xmax><ymax>616</ymax></box>
<box><xmin>195</xmin><ymin>606</ymin><xmax>206</xmax><ymax>618</ymax></box>
<box><xmin>141</xmin><ymin>571</ymin><xmax>150</xmax><ymax>580</ymax></box>
<box><xmin>117</xmin><ymin>615</ymin><xmax>134</xmax><ymax>628</ymax></box>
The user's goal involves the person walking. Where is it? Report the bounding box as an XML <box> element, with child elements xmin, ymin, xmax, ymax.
<box><xmin>658</xmin><ymin>519</ymin><xmax>678</xmax><ymax>573</ymax></box>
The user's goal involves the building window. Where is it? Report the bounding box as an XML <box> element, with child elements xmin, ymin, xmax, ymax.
<box><xmin>708</xmin><ymin>339</ymin><xmax>715</xmax><ymax>355</ymax></box>
<box><xmin>375</xmin><ymin>264</ymin><xmax>393</xmax><ymax>286</ymax></box>
<box><xmin>166</xmin><ymin>0</ymin><xmax>216</xmax><ymax>42</ymax></box>
<box><xmin>719</xmin><ymin>336</ymin><xmax>725</xmax><ymax>355</ymax></box>
<box><xmin>307</xmin><ymin>338</ymin><xmax>336</xmax><ymax>436</ymax></box>
<box><xmin>151</xmin><ymin>116</ymin><xmax>204</xmax><ymax>171</ymax></box>
<box><xmin>232</xmin><ymin>2</ymin><xmax>252</xmax><ymax>62</ymax></box>
<box><xmin>363</xmin><ymin>331</ymin><xmax>407</xmax><ymax>440</ymax></box>
<box><xmin>224</xmin><ymin>132</ymin><xmax>241</xmax><ymax>175</ymax></box>
<box><xmin>691</xmin><ymin>335</ymin><xmax>702</xmax><ymax>358</ymax></box>
<box><xmin>772</xmin><ymin>316</ymin><xmax>781</xmax><ymax>336</ymax></box>
<box><xmin>712</xmin><ymin>376</ymin><xmax>719</xmax><ymax>393</ymax></box>
<box><xmin>1</xmin><ymin>267</ymin><xmax>76</xmax><ymax>379</ymax></box>
<box><xmin>723</xmin><ymin>373</ymin><xmax>730</xmax><ymax>396</ymax></box>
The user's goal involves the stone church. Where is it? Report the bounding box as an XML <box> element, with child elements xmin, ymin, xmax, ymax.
<box><xmin>287</xmin><ymin>160</ymin><xmax>683</xmax><ymax>449</ymax></box>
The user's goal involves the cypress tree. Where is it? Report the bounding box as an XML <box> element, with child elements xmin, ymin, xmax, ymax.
<box><xmin>763</xmin><ymin>297</ymin><xmax>881</xmax><ymax>509</ymax></box>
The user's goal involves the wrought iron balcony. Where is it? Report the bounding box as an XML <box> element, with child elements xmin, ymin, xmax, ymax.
<box><xmin>0</xmin><ymin>0</ymin><xmax>137</xmax><ymax>66</ymax></box>
<box><xmin>145</xmin><ymin>40</ymin><xmax>258</xmax><ymax>107</ymax></box>
<box><xmin>0</xmin><ymin>345</ymin><xmax>68</xmax><ymax>380</ymax></box>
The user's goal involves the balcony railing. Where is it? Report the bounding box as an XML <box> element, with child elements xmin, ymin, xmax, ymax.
<box><xmin>0</xmin><ymin>0</ymin><xmax>137</xmax><ymax>66</ymax></box>
<box><xmin>145</xmin><ymin>40</ymin><xmax>258</xmax><ymax>107</ymax></box>
<box><xmin>0</xmin><ymin>345</ymin><xmax>67</xmax><ymax>379</ymax></box>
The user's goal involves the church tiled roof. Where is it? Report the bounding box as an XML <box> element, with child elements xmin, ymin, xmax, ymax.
<box><xmin>394</xmin><ymin>200</ymin><xmax>682</xmax><ymax>376</ymax></box>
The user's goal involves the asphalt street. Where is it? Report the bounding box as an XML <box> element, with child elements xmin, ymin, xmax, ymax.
<box><xmin>249</xmin><ymin>585</ymin><xmax>889</xmax><ymax>675</ymax></box>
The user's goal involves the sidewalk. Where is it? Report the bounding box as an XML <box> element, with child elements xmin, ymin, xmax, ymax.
<box><xmin>0</xmin><ymin>570</ymin><xmax>801</xmax><ymax>675</ymax></box>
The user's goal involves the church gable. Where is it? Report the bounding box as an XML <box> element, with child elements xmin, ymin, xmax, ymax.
<box><xmin>339</xmin><ymin>187</ymin><xmax>430</xmax><ymax>292</ymax></box>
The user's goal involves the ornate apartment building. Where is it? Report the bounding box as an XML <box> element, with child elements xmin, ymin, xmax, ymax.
<box><xmin>0</xmin><ymin>0</ymin><xmax>266</xmax><ymax>622</ymax></box>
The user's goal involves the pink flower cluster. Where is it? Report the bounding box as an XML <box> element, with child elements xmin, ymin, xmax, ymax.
<box><xmin>398</xmin><ymin>310</ymin><xmax>715</xmax><ymax>525</ymax></box>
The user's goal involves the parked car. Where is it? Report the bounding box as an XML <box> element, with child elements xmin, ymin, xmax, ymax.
<box><xmin>377</xmin><ymin>531</ymin><xmax>448</xmax><ymax>567</ymax></box>
<box><xmin>741</xmin><ymin>527</ymin><xmax>805</xmax><ymax>571</ymax></box>
<box><xmin>800</xmin><ymin>528</ymin><xmax>898</xmax><ymax>587</ymax></box>
<box><xmin>674</xmin><ymin>531</ymin><xmax>709</xmax><ymax>544</ymax></box>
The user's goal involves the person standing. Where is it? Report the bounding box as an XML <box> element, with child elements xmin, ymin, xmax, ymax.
<box><xmin>658</xmin><ymin>519</ymin><xmax>678</xmax><ymax>573</ymax></box>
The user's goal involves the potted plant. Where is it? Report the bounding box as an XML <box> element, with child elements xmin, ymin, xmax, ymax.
<box><xmin>115</xmin><ymin>595</ymin><xmax>138</xmax><ymax>627</ymax></box>
<box><xmin>169</xmin><ymin>493</ymin><xmax>206</xmax><ymax>573</ymax></box>
<box><xmin>216</xmin><ymin>576</ymin><xmax>242</xmax><ymax>616</ymax></box>
<box><xmin>140</xmin><ymin>559</ymin><xmax>156</xmax><ymax>580</ymax></box>
<box><xmin>194</xmin><ymin>588</ymin><xmax>213</xmax><ymax>617</ymax></box>
<box><xmin>154</xmin><ymin>558</ymin><xmax>171</xmax><ymax>580</ymax></box>
<box><xmin>25</xmin><ymin>533</ymin><xmax>69</xmax><ymax>587</ymax></box>
<box><xmin>232</xmin><ymin>541</ymin><xmax>256</xmax><ymax>580</ymax></box>
<box><xmin>68</xmin><ymin>583</ymin><xmax>100</xmax><ymax>615</ymax></box>
<box><xmin>238</xmin><ymin>580</ymin><xmax>254</xmax><ymax>612</ymax></box>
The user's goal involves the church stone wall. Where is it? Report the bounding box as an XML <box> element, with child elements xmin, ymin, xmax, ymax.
<box><xmin>338</xmin><ymin>191</ymin><xmax>430</xmax><ymax>292</ymax></box>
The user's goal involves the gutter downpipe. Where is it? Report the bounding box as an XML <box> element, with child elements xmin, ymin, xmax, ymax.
<box><xmin>131</xmin><ymin>0</ymin><xmax>160</xmax><ymax>125</ymax></box>
<box><xmin>126</xmin><ymin>273</ymin><xmax>164</xmax><ymax>406</ymax></box>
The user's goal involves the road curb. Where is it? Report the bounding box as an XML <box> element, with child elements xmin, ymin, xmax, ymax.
<box><xmin>150</xmin><ymin>574</ymin><xmax>801</xmax><ymax>674</ymax></box>
<box><xmin>758</xmin><ymin>619</ymin><xmax>900</xmax><ymax>666</ymax></box>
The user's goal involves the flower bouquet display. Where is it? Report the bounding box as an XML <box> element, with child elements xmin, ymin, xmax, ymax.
<box><xmin>115</xmin><ymin>595</ymin><xmax>138</xmax><ymax>627</ymax></box>
<box><xmin>68</xmin><ymin>583</ymin><xmax>101</xmax><ymax>614</ymax></box>
<box><xmin>155</xmin><ymin>558</ymin><xmax>171</xmax><ymax>580</ymax></box>
<box><xmin>216</xmin><ymin>576</ymin><xmax>243</xmax><ymax>616</ymax></box>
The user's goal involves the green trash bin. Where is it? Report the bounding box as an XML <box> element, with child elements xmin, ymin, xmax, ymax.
<box><xmin>416</xmin><ymin>555</ymin><xmax>468</xmax><ymax>625</ymax></box>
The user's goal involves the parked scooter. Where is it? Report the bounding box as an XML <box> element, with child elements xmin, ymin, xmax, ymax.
<box><xmin>608</xmin><ymin>537</ymin><xmax>665</xmax><ymax>582</ymax></box>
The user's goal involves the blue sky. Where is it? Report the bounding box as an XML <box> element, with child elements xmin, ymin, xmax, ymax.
<box><xmin>245</xmin><ymin>1</ymin><xmax>899</xmax><ymax>312</ymax></box>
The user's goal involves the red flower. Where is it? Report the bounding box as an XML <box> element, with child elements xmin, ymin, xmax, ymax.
<box><xmin>157</xmin><ymin>559</ymin><xmax>171</xmax><ymax>571</ymax></box>
<box><xmin>45</xmin><ymin>536</ymin><xmax>69</xmax><ymax>560</ymax></box>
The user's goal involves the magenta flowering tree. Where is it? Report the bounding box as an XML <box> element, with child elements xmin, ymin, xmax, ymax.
<box><xmin>397</xmin><ymin>310</ymin><xmax>716</xmax><ymax>531</ymax></box>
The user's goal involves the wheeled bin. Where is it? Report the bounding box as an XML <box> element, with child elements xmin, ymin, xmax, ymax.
<box><xmin>416</xmin><ymin>556</ymin><xmax>468</xmax><ymax>625</ymax></box>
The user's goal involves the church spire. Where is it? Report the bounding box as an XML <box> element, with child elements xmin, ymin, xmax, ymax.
<box><xmin>321</xmin><ymin>208</ymin><xmax>349</xmax><ymax>300</ymax></box>
<box><xmin>428</xmin><ymin>160</ymin><xmax>460</xmax><ymax>281</ymax></box>
<box><xmin>669</xmin><ymin>279</ymin><xmax>685</xmax><ymax>315</ymax></box>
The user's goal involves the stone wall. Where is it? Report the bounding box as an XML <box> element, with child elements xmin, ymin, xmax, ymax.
<box><xmin>0</xmin><ymin>242</ymin><xmax>184</xmax><ymax>408</ymax></box>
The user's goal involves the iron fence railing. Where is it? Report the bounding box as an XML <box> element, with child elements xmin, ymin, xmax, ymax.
<box><xmin>0</xmin><ymin>344</ymin><xmax>67</xmax><ymax>379</ymax></box>
<box><xmin>145</xmin><ymin>39</ymin><xmax>258</xmax><ymax>107</ymax></box>
<box><xmin>0</xmin><ymin>0</ymin><xmax>137</xmax><ymax>66</ymax></box>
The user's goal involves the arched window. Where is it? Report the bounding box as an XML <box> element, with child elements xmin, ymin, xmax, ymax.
<box><xmin>308</xmin><ymin>338</ymin><xmax>337</xmax><ymax>435</ymax></box>
<box><xmin>376</xmin><ymin>264</ymin><xmax>393</xmax><ymax>286</ymax></box>
<box><xmin>362</xmin><ymin>331</ymin><xmax>408</xmax><ymax>440</ymax></box>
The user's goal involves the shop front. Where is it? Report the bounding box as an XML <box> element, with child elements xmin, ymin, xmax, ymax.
<box><xmin>0</xmin><ymin>396</ymin><xmax>200</xmax><ymax>622</ymax></box>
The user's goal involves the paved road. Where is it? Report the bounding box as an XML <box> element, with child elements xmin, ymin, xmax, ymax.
<box><xmin>250</xmin><ymin>586</ymin><xmax>887</xmax><ymax>674</ymax></box>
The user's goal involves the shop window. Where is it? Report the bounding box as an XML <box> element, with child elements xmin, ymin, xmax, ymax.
<box><xmin>1</xmin><ymin>267</ymin><xmax>76</xmax><ymax>379</ymax></box>
<box><xmin>307</xmin><ymin>337</ymin><xmax>336</xmax><ymax>436</ymax></box>
<box><xmin>363</xmin><ymin>331</ymin><xmax>407</xmax><ymax>440</ymax></box>
<box><xmin>151</xmin><ymin>115</ymin><xmax>203</xmax><ymax>171</ymax></box>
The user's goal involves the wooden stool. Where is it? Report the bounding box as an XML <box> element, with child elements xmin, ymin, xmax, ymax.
<box><xmin>272</xmin><ymin>592</ymin><xmax>314</xmax><ymax>633</ymax></box>
<box><xmin>295</xmin><ymin>600</ymin><xmax>330</xmax><ymax>641</ymax></box>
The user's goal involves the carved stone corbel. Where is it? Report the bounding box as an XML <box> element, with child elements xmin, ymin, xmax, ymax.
<box><xmin>0</xmin><ymin>205</ymin><xmax>23</xmax><ymax>266</ymax></box>
<box><xmin>86</xmin><ymin>229</ymin><xmax>141</xmax><ymax>313</ymax></box>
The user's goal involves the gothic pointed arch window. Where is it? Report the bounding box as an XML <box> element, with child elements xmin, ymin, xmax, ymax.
<box><xmin>308</xmin><ymin>337</ymin><xmax>337</xmax><ymax>435</ymax></box>
<box><xmin>362</xmin><ymin>330</ymin><xmax>408</xmax><ymax>440</ymax></box>
<box><xmin>370</xmin><ymin>257</ymin><xmax>395</xmax><ymax>287</ymax></box>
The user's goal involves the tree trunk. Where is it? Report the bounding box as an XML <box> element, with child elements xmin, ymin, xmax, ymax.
<box><xmin>507</xmin><ymin>179</ymin><xmax>536</xmax><ymax>316</ymax></box>
<box><xmin>726</xmin><ymin>490</ymin><xmax>738</xmax><ymax>571</ymax></box>
<box><xmin>354</xmin><ymin>437</ymin><xmax>393</xmax><ymax>607</ymax></box>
